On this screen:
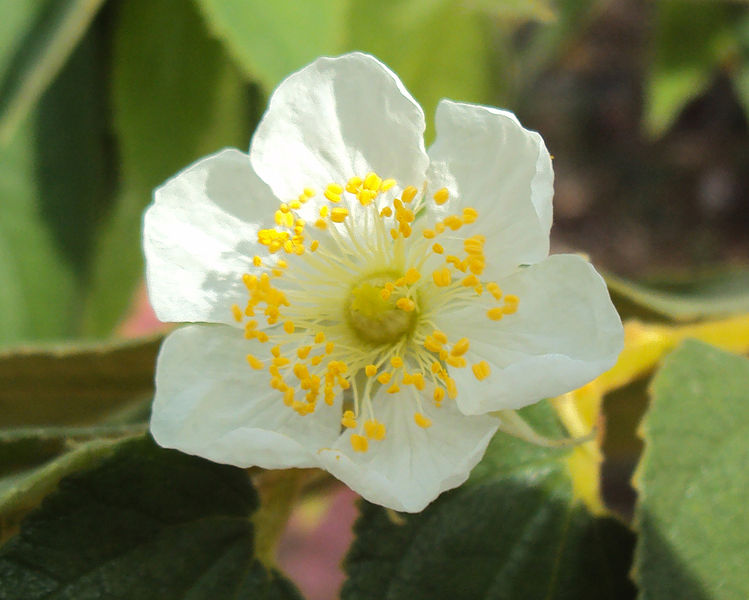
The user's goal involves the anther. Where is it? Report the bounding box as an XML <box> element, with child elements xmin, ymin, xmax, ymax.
<box><xmin>246</xmin><ymin>354</ymin><xmax>264</xmax><ymax>370</ymax></box>
<box><xmin>433</xmin><ymin>188</ymin><xmax>449</xmax><ymax>205</ymax></box>
<box><xmin>402</xmin><ymin>186</ymin><xmax>418</xmax><ymax>203</ymax></box>
<box><xmin>451</xmin><ymin>338</ymin><xmax>470</xmax><ymax>356</ymax></box>
<box><xmin>341</xmin><ymin>410</ymin><xmax>357</xmax><ymax>429</ymax></box>
<box><xmin>364</xmin><ymin>420</ymin><xmax>386</xmax><ymax>440</ymax></box>
<box><xmin>330</xmin><ymin>207</ymin><xmax>349</xmax><ymax>223</ymax></box>
<box><xmin>351</xmin><ymin>434</ymin><xmax>368</xmax><ymax>452</ymax></box>
<box><xmin>231</xmin><ymin>304</ymin><xmax>243</xmax><ymax>322</ymax></box>
<box><xmin>472</xmin><ymin>361</ymin><xmax>491</xmax><ymax>381</ymax></box>
<box><xmin>414</xmin><ymin>413</ymin><xmax>432</xmax><ymax>428</ymax></box>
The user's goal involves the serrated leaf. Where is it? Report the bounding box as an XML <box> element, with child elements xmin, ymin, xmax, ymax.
<box><xmin>644</xmin><ymin>1</ymin><xmax>736</xmax><ymax>137</ymax></box>
<box><xmin>342</xmin><ymin>403</ymin><xmax>635</xmax><ymax>600</ymax></box>
<box><xmin>606</xmin><ymin>267</ymin><xmax>749</xmax><ymax>321</ymax></box>
<box><xmin>0</xmin><ymin>0</ymin><xmax>106</xmax><ymax>145</ymax></box>
<box><xmin>0</xmin><ymin>21</ymin><xmax>115</xmax><ymax>344</ymax></box>
<box><xmin>0</xmin><ymin>437</ymin><xmax>303</xmax><ymax>600</ymax></box>
<box><xmin>634</xmin><ymin>340</ymin><xmax>749</xmax><ymax>600</ymax></box>
<box><xmin>79</xmin><ymin>0</ymin><xmax>254</xmax><ymax>336</ymax></box>
<box><xmin>345</xmin><ymin>0</ymin><xmax>490</xmax><ymax>141</ymax></box>
<box><xmin>195</xmin><ymin>0</ymin><xmax>346</xmax><ymax>91</ymax></box>
<box><xmin>0</xmin><ymin>335</ymin><xmax>160</xmax><ymax>428</ymax></box>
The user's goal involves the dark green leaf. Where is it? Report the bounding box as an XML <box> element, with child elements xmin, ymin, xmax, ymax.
<box><xmin>195</xmin><ymin>0</ymin><xmax>346</xmax><ymax>90</ymax></box>
<box><xmin>606</xmin><ymin>267</ymin><xmax>749</xmax><ymax>321</ymax></box>
<box><xmin>634</xmin><ymin>340</ymin><xmax>749</xmax><ymax>600</ymax></box>
<box><xmin>0</xmin><ymin>437</ymin><xmax>127</xmax><ymax>545</ymax></box>
<box><xmin>80</xmin><ymin>0</ymin><xmax>256</xmax><ymax>336</ymax></box>
<box><xmin>0</xmin><ymin>437</ymin><xmax>303</xmax><ymax>600</ymax></box>
<box><xmin>0</xmin><ymin>0</ymin><xmax>106</xmax><ymax>145</ymax></box>
<box><xmin>0</xmin><ymin>15</ymin><xmax>115</xmax><ymax>344</ymax></box>
<box><xmin>0</xmin><ymin>335</ymin><xmax>160</xmax><ymax>428</ymax></box>
<box><xmin>342</xmin><ymin>403</ymin><xmax>635</xmax><ymax>600</ymax></box>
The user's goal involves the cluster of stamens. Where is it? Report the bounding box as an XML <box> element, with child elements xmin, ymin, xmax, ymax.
<box><xmin>230</xmin><ymin>171</ymin><xmax>520</xmax><ymax>453</ymax></box>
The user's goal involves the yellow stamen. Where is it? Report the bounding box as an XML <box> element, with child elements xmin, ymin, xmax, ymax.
<box><xmin>414</xmin><ymin>413</ymin><xmax>432</xmax><ymax>428</ymax></box>
<box><xmin>246</xmin><ymin>354</ymin><xmax>264</xmax><ymax>370</ymax></box>
<box><xmin>451</xmin><ymin>338</ymin><xmax>470</xmax><ymax>356</ymax></box>
<box><xmin>404</xmin><ymin>268</ymin><xmax>421</xmax><ymax>284</ymax></box>
<box><xmin>365</xmin><ymin>364</ymin><xmax>377</xmax><ymax>377</ymax></box>
<box><xmin>472</xmin><ymin>360</ymin><xmax>491</xmax><ymax>381</ymax></box>
<box><xmin>330</xmin><ymin>207</ymin><xmax>349</xmax><ymax>223</ymax></box>
<box><xmin>231</xmin><ymin>304</ymin><xmax>242</xmax><ymax>322</ymax></box>
<box><xmin>433</xmin><ymin>188</ymin><xmax>449</xmax><ymax>205</ymax></box>
<box><xmin>341</xmin><ymin>410</ymin><xmax>357</xmax><ymax>429</ymax></box>
<box><xmin>351</xmin><ymin>434</ymin><xmax>368</xmax><ymax>452</ymax></box>
<box><xmin>402</xmin><ymin>186</ymin><xmax>418</xmax><ymax>203</ymax></box>
<box><xmin>364</xmin><ymin>420</ymin><xmax>386</xmax><ymax>440</ymax></box>
<box><xmin>432</xmin><ymin>268</ymin><xmax>451</xmax><ymax>287</ymax></box>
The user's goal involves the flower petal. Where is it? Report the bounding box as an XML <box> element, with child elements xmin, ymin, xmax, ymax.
<box><xmin>317</xmin><ymin>388</ymin><xmax>499</xmax><ymax>512</ymax></box>
<box><xmin>426</xmin><ymin>100</ymin><xmax>553</xmax><ymax>278</ymax></box>
<box><xmin>250</xmin><ymin>53</ymin><xmax>429</xmax><ymax>211</ymax></box>
<box><xmin>150</xmin><ymin>324</ymin><xmax>341</xmax><ymax>469</ymax></box>
<box><xmin>434</xmin><ymin>254</ymin><xmax>623</xmax><ymax>414</ymax></box>
<box><xmin>143</xmin><ymin>149</ymin><xmax>278</xmax><ymax>325</ymax></box>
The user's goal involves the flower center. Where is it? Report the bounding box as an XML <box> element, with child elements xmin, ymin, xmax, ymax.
<box><xmin>346</xmin><ymin>272</ymin><xmax>417</xmax><ymax>345</ymax></box>
<box><xmin>230</xmin><ymin>170</ymin><xmax>521</xmax><ymax>454</ymax></box>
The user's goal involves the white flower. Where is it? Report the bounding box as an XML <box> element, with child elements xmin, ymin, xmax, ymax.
<box><xmin>144</xmin><ymin>53</ymin><xmax>623</xmax><ymax>512</ymax></box>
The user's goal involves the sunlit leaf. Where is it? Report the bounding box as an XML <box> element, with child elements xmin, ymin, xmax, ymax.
<box><xmin>195</xmin><ymin>0</ymin><xmax>346</xmax><ymax>90</ymax></box>
<box><xmin>345</xmin><ymin>0</ymin><xmax>489</xmax><ymax>140</ymax></box>
<box><xmin>79</xmin><ymin>0</ymin><xmax>256</xmax><ymax>337</ymax></box>
<box><xmin>634</xmin><ymin>340</ymin><xmax>749</xmax><ymax>599</ymax></box>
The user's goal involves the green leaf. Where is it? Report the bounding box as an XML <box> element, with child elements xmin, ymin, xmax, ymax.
<box><xmin>80</xmin><ymin>0</ymin><xmax>255</xmax><ymax>337</ymax></box>
<box><xmin>0</xmin><ymin>437</ymin><xmax>127</xmax><ymax>545</ymax></box>
<box><xmin>634</xmin><ymin>340</ymin><xmax>749</xmax><ymax>599</ymax></box>
<box><xmin>471</xmin><ymin>0</ymin><xmax>556</xmax><ymax>23</ymax></box>
<box><xmin>644</xmin><ymin>1</ymin><xmax>736</xmax><ymax>137</ymax></box>
<box><xmin>0</xmin><ymin>437</ymin><xmax>303</xmax><ymax>600</ymax></box>
<box><xmin>606</xmin><ymin>267</ymin><xmax>749</xmax><ymax>321</ymax></box>
<box><xmin>195</xmin><ymin>0</ymin><xmax>346</xmax><ymax>90</ymax></box>
<box><xmin>344</xmin><ymin>0</ymin><xmax>490</xmax><ymax>141</ymax></box>
<box><xmin>0</xmin><ymin>335</ymin><xmax>160</xmax><ymax>428</ymax></box>
<box><xmin>0</xmin><ymin>19</ymin><xmax>115</xmax><ymax>344</ymax></box>
<box><xmin>0</xmin><ymin>0</ymin><xmax>106</xmax><ymax>145</ymax></box>
<box><xmin>342</xmin><ymin>403</ymin><xmax>636</xmax><ymax>600</ymax></box>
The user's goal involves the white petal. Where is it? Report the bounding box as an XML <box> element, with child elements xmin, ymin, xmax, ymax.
<box><xmin>144</xmin><ymin>149</ymin><xmax>279</xmax><ymax>325</ymax></box>
<box><xmin>250</xmin><ymin>53</ymin><xmax>429</xmax><ymax>209</ymax></box>
<box><xmin>150</xmin><ymin>324</ymin><xmax>341</xmax><ymax>469</ymax></box>
<box><xmin>317</xmin><ymin>388</ymin><xmax>499</xmax><ymax>512</ymax></box>
<box><xmin>426</xmin><ymin>100</ymin><xmax>553</xmax><ymax>278</ymax></box>
<box><xmin>435</xmin><ymin>254</ymin><xmax>623</xmax><ymax>414</ymax></box>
